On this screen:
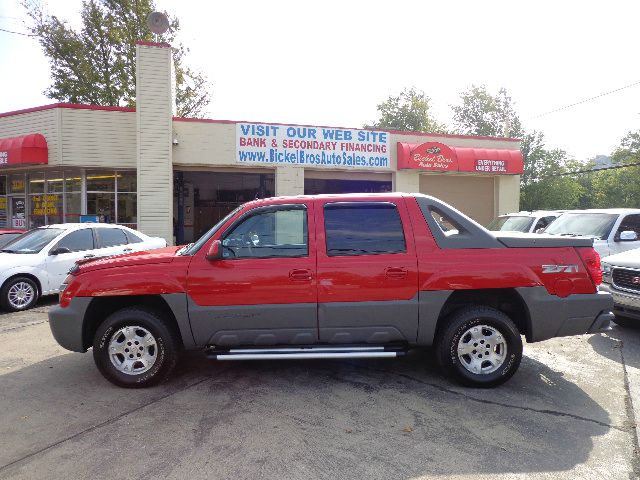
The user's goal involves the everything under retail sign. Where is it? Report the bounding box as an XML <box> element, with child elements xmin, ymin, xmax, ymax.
<box><xmin>236</xmin><ymin>123</ymin><xmax>391</xmax><ymax>169</ymax></box>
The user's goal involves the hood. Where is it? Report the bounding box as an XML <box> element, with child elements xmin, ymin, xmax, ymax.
<box><xmin>601</xmin><ymin>247</ymin><xmax>640</xmax><ymax>268</ymax></box>
<box><xmin>76</xmin><ymin>246</ymin><xmax>181</xmax><ymax>274</ymax></box>
<box><xmin>0</xmin><ymin>251</ymin><xmax>43</xmax><ymax>269</ymax></box>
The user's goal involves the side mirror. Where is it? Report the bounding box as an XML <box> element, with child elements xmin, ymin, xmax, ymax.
<box><xmin>205</xmin><ymin>240</ymin><xmax>222</xmax><ymax>261</ymax></box>
<box><xmin>50</xmin><ymin>247</ymin><xmax>72</xmax><ymax>255</ymax></box>
<box><xmin>619</xmin><ymin>230</ymin><xmax>638</xmax><ymax>242</ymax></box>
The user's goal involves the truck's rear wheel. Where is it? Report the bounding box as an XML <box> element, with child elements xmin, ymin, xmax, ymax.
<box><xmin>435</xmin><ymin>306</ymin><xmax>522</xmax><ymax>388</ymax></box>
<box><xmin>93</xmin><ymin>307</ymin><xmax>180</xmax><ymax>388</ymax></box>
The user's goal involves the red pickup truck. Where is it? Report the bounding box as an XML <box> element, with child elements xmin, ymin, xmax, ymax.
<box><xmin>49</xmin><ymin>193</ymin><xmax>613</xmax><ymax>388</ymax></box>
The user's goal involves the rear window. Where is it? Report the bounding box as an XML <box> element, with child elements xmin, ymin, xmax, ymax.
<box><xmin>125</xmin><ymin>230</ymin><xmax>143</xmax><ymax>244</ymax></box>
<box><xmin>487</xmin><ymin>216</ymin><xmax>534</xmax><ymax>232</ymax></box>
<box><xmin>97</xmin><ymin>228</ymin><xmax>128</xmax><ymax>248</ymax></box>
<box><xmin>324</xmin><ymin>203</ymin><xmax>406</xmax><ymax>256</ymax></box>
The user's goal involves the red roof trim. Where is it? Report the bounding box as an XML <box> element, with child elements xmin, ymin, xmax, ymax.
<box><xmin>172</xmin><ymin>116</ymin><xmax>520</xmax><ymax>142</ymax></box>
<box><xmin>0</xmin><ymin>103</ymin><xmax>135</xmax><ymax>119</ymax></box>
<box><xmin>136</xmin><ymin>40</ymin><xmax>171</xmax><ymax>48</ymax></box>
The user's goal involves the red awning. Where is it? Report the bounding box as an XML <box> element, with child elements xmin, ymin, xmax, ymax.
<box><xmin>397</xmin><ymin>141</ymin><xmax>523</xmax><ymax>174</ymax></box>
<box><xmin>0</xmin><ymin>133</ymin><xmax>48</xmax><ymax>167</ymax></box>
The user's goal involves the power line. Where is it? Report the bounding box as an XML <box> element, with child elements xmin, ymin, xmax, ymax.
<box><xmin>526</xmin><ymin>80</ymin><xmax>640</xmax><ymax>120</ymax></box>
<box><xmin>0</xmin><ymin>27</ymin><xmax>35</xmax><ymax>37</ymax></box>
<box><xmin>539</xmin><ymin>160</ymin><xmax>640</xmax><ymax>178</ymax></box>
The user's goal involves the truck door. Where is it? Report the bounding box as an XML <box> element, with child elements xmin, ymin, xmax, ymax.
<box><xmin>186</xmin><ymin>201</ymin><xmax>318</xmax><ymax>347</ymax></box>
<box><xmin>315</xmin><ymin>199</ymin><xmax>419</xmax><ymax>344</ymax></box>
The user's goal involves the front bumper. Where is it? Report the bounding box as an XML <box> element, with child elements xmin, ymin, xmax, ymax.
<box><xmin>600</xmin><ymin>282</ymin><xmax>640</xmax><ymax>320</ymax></box>
<box><xmin>48</xmin><ymin>297</ymin><xmax>92</xmax><ymax>352</ymax></box>
<box><xmin>517</xmin><ymin>287</ymin><xmax>614</xmax><ymax>342</ymax></box>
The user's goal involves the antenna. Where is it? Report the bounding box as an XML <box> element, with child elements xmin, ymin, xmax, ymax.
<box><xmin>146</xmin><ymin>11</ymin><xmax>170</xmax><ymax>41</ymax></box>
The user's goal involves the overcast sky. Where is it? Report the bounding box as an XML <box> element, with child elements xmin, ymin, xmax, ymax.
<box><xmin>1</xmin><ymin>0</ymin><xmax>639</xmax><ymax>160</ymax></box>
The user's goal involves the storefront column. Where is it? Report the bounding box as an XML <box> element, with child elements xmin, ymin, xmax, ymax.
<box><xmin>394</xmin><ymin>170</ymin><xmax>420</xmax><ymax>193</ymax></box>
<box><xmin>494</xmin><ymin>175</ymin><xmax>521</xmax><ymax>215</ymax></box>
<box><xmin>135</xmin><ymin>42</ymin><xmax>174</xmax><ymax>244</ymax></box>
<box><xmin>275</xmin><ymin>166</ymin><xmax>304</xmax><ymax>196</ymax></box>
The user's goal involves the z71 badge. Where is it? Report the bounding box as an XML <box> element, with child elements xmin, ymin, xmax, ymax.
<box><xmin>541</xmin><ymin>264</ymin><xmax>579</xmax><ymax>273</ymax></box>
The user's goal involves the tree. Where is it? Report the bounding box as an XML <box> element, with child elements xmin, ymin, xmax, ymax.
<box><xmin>519</xmin><ymin>131</ymin><xmax>585</xmax><ymax>211</ymax></box>
<box><xmin>23</xmin><ymin>0</ymin><xmax>211</xmax><ymax>117</ymax></box>
<box><xmin>589</xmin><ymin>130</ymin><xmax>640</xmax><ymax>208</ymax></box>
<box><xmin>452</xmin><ymin>85</ymin><xmax>523</xmax><ymax>138</ymax></box>
<box><xmin>366</xmin><ymin>87</ymin><xmax>448</xmax><ymax>133</ymax></box>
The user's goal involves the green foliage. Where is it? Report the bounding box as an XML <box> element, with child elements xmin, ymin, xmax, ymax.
<box><xmin>367</xmin><ymin>87</ymin><xmax>448</xmax><ymax>133</ymax></box>
<box><xmin>23</xmin><ymin>0</ymin><xmax>211</xmax><ymax>117</ymax></box>
<box><xmin>519</xmin><ymin>131</ymin><xmax>585</xmax><ymax>211</ymax></box>
<box><xmin>452</xmin><ymin>85</ymin><xmax>523</xmax><ymax>138</ymax></box>
<box><xmin>589</xmin><ymin>130</ymin><xmax>640</xmax><ymax>208</ymax></box>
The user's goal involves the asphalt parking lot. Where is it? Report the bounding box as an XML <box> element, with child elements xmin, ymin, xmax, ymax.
<box><xmin>0</xmin><ymin>299</ymin><xmax>639</xmax><ymax>480</ymax></box>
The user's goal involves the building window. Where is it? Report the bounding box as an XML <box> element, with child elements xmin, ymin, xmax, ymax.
<box><xmin>117</xmin><ymin>170</ymin><xmax>137</xmax><ymax>229</ymax></box>
<box><xmin>0</xmin><ymin>168</ymin><xmax>137</xmax><ymax>230</ymax></box>
<box><xmin>64</xmin><ymin>170</ymin><xmax>82</xmax><ymax>223</ymax></box>
<box><xmin>0</xmin><ymin>175</ymin><xmax>7</xmax><ymax>227</ymax></box>
<box><xmin>87</xmin><ymin>170</ymin><xmax>116</xmax><ymax>223</ymax></box>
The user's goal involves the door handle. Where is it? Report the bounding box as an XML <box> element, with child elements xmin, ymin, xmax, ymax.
<box><xmin>385</xmin><ymin>267</ymin><xmax>407</xmax><ymax>279</ymax></box>
<box><xmin>84</xmin><ymin>254</ymin><xmax>95</xmax><ymax>258</ymax></box>
<box><xmin>289</xmin><ymin>269</ymin><xmax>313</xmax><ymax>281</ymax></box>
<box><xmin>123</xmin><ymin>248</ymin><xmax>132</xmax><ymax>252</ymax></box>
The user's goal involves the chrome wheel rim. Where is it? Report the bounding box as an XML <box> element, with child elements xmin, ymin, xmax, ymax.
<box><xmin>8</xmin><ymin>281</ymin><xmax>35</xmax><ymax>309</ymax></box>
<box><xmin>457</xmin><ymin>324</ymin><xmax>507</xmax><ymax>375</ymax></box>
<box><xmin>108</xmin><ymin>326</ymin><xmax>158</xmax><ymax>375</ymax></box>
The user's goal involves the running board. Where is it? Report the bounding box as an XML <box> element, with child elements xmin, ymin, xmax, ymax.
<box><xmin>206</xmin><ymin>345</ymin><xmax>407</xmax><ymax>361</ymax></box>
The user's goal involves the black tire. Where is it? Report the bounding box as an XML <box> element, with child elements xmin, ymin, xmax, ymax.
<box><xmin>435</xmin><ymin>305</ymin><xmax>522</xmax><ymax>388</ymax></box>
<box><xmin>0</xmin><ymin>276</ymin><xmax>39</xmax><ymax>312</ymax></box>
<box><xmin>93</xmin><ymin>307</ymin><xmax>180</xmax><ymax>388</ymax></box>
<box><xmin>612</xmin><ymin>315</ymin><xmax>639</xmax><ymax>329</ymax></box>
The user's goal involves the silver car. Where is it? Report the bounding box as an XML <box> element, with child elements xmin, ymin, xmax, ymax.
<box><xmin>601</xmin><ymin>248</ymin><xmax>640</xmax><ymax>328</ymax></box>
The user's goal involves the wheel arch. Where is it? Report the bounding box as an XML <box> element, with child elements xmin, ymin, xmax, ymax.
<box><xmin>433</xmin><ymin>288</ymin><xmax>532</xmax><ymax>342</ymax></box>
<box><xmin>1</xmin><ymin>272</ymin><xmax>43</xmax><ymax>297</ymax></box>
<box><xmin>81</xmin><ymin>295</ymin><xmax>189</xmax><ymax>351</ymax></box>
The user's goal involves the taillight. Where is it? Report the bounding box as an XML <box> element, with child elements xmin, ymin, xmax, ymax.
<box><xmin>576</xmin><ymin>247</ymin><xmax>602</xmax><ymax>288</ymax></box>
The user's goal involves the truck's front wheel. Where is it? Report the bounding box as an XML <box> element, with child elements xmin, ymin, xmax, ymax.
<box><xmin>93</xmin><ymin>307</ymin><xmax>180</xmax><ymax>388</ymax></box>
<box><xmin>435</xmin><ymin>306</ymin><xmax>522</xmax><ymax>388</ymax></box>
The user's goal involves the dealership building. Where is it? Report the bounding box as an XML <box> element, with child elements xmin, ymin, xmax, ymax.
<box><xmin>0</xmin><ymin>42</ymin><xmax>523</xmax><ymax>245</ymax></box>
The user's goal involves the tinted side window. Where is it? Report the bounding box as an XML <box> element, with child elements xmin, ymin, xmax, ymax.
<box><xmin>97</xmin><ymin>228</ymin><xmax>128</xmax><ymax>248</ymax></box>
<box><xmin>125</xmin><ymin>230</ymin><xmax>143</xmax><ymax>243</ymax></box>
<box><xmin>324</xmin><ymin>203</ymin><xmax>406</xmax><ymax>256</ymax></box>
<box><xmin>618</xmin><ymin>214</ymin><xmax>640</xmax><ymax>237</ymax></box>
<box><xmin>56</xmin><ymin>229</ymin><xmax>95</xmax><ymax>252</ymax></box>
<box><xmin>534</xmin><ymin>216</ymin><xmax>556</xmax><ymax>231</ymax></box>
<box><xmin>222</xmin><ymin>207</ymin><xmax>308</xmax><ymax>259</ymax></box>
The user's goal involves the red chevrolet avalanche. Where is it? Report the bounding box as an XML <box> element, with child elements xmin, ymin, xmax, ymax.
<box><xmin>49</xmin><ymin>193</ymin><xmax>613</xmax><ymax>388</ymax></box>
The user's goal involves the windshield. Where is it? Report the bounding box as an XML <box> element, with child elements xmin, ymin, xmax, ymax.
<box><xmin>487</xmin><ymin>216</ymin><xmax>534</xmax><ymax>232</ymax></box>
<box><xmin>180</xmin><ymin>205</ymin><xmax>244</xmax><ymax>255</ymax></box>
<box><xmin>1</xmin><ymin>228</ymin><xmax>63</xmax><ymax>254</ymax></box>
<box><xmin>544</xmin><ymin>213</ymin><xmax>617</xmax><ymax>239</ymax></box>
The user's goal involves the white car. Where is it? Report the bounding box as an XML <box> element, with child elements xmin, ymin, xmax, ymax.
<box><xmin>543</xmin><ymin>209</ymin><xmax>640</xmax><ymax>258</ymax></box>
<box><xmin>0</xmin><ymin>224</ymin><xmax>166</xmax><ymax>311</ymax></box>
<box><xmin>487</xmin><ymin>211</ymin><xmax>561</xmax><ymax>234</ymax></box>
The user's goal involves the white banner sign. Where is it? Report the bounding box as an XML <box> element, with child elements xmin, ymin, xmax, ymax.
<box><xmin>236</xmin><ymin>123</ymin><xmax>390</xmax><ymax>169</ymax></box>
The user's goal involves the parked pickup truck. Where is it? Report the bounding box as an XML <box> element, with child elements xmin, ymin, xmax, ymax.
<box><xmin>49</xmin><ymin>193</ymin><xmax>613</xmax><ymax>388</ymax></box>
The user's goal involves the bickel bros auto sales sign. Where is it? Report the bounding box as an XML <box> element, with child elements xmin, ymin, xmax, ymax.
<box><xmin>236</xmin><ymin>123</ymin><xmax>391</xmax><ymax>169</ymax></box>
